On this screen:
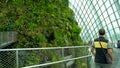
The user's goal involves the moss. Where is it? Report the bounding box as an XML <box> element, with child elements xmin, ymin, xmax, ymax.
<box><xmin>0</xmin><ymin>0</ymin><xmax>83</xmax><ymax>47</ymax></box>
<box><xmin>0</xmin><ymin>0</ymin><xmax>85</xmax><ymax>68</ymax></box>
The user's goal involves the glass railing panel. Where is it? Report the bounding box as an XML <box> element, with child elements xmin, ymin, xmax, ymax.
<box><xmin>0</xmin><ymin>31</ymin><xmax>17</xmax><ymax>48</ymax></box>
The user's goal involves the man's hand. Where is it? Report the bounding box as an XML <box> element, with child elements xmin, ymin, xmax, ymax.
<box><xmin>90</xmin><ymin>47</ymin><xmax>95</xmax><ymax>57</ymax></box>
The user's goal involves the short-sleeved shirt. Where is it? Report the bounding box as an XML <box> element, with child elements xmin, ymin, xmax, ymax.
<box><xmin>91</xmin><ymin>37</ymin><xmax>112</xmax><ymax>64</ymax></box>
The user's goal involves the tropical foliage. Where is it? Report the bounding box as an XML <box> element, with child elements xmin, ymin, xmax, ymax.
<box><xmin>0</xmin><ymin>0</ymin><xmax>86</xmax><ymax>68</ymax></box>
<box><xmin>0</xmin><ymin>0</ymin><xmax>83</xmax><ymax>48</ymax></box>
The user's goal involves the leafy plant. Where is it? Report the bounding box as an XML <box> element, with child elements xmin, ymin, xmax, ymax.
<box><xmin>0</xmin><ymin>0</ymin><xmax>84</xmax><ymax>68</ymax></box>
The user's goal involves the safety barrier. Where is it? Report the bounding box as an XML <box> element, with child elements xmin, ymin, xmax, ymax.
<box><xmin>0</xmin><ymin>46</ymin><xmax>91</xmax><ymax>68</ymax></box>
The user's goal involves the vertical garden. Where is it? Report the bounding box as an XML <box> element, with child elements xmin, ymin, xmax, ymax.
<box><xmin>0</xmin><ymin>0</ymin><xmax>89</xmax><ymax>68</ymax></box>
<box><xmin>0</xmin><ymin>0</ymin><xmax>83</xmax><ymax>48</ymax></box>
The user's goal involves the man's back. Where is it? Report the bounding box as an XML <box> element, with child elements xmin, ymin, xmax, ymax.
<box><xmin>93</xmin><ymin>37</ymin><xmax>109</xmax><ymax>63</ymax></box>
<box><xmin>90</xmin><ymin>28</ymin><xmax>113</xmax><ymax>68</ymax></box>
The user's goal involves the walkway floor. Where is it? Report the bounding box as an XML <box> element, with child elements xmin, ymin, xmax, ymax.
<box><xmin>112</xmin><ymin>48</ymin><xmax>120</xmax><ymax>68</ymax></box>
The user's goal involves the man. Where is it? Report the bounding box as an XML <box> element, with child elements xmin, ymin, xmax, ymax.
<box><xmin>90</xmin><ymin>28</ymin><xmax>114</xmax><ymax>68</ymax></box>
<box><xmin>117</xmin><ymin>40</ymin><xmax>120</xmax><ymax>49</ymax></box>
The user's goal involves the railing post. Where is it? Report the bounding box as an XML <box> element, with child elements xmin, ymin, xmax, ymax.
<box><xmin>86</xmin><ymin>46</ymin><xmax>91</xmax><ymax>68</ymax></box>
<box><xmin>86</xmin><ymin>48</ymin><xmax>90</xmax><ymax>68</ymax></box>
<box><xmin>0</xmin><ymin>32</ymin><xmax>3</xmax><ymax>45</ymax></box>
<box><xmin>16</xmin><ymin>50</ymin><xmax>19</xmax><ymax>68</ymax></box>
<box><xmin>7</xmin><ymin>32</ymin><xmax>9</xmax><ymax>42</ymax></box>
<box><xmin>62</xmin><ymin>48</ymin><xmax>65</xmax><ymax>68</ymax></box>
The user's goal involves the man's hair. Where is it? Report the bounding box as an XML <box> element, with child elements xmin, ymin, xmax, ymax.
<box><xmin>99</xmin><ymin>28</ymin><xmax>105</xmax><ymax>35</ymax></box>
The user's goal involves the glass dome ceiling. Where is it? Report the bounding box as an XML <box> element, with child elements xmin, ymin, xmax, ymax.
<box><xmin>69</xmin><ymin>0</ymin><xmax>120</xmax><ymax>43</ymax></box>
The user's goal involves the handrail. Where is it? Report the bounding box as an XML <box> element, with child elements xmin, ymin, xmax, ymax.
<box><xmin>0</xmin><ymin>46</ymin><xmax>91</xmax><ymax>68</ymax></box>
<box><xmin>0</xmin><ymin>46</ymin><xmax>90</xmax><ymax>51</ymax></box>
<box><xmin>22</xmin><ymin>55</ymin><xmax>92</xmax><ymax>68</ymax></box>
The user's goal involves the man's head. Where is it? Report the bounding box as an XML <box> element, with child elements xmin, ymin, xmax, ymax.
<box><xmin>98</xmin><ymin>28</ymin><xmax>105</xmax><ymax>35</ymax></box>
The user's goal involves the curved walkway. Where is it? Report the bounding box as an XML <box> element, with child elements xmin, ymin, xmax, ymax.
<box><xmin>112</xmin><ymin>48</ymin><xmax>120</xmax><ymax>68</ymax></box>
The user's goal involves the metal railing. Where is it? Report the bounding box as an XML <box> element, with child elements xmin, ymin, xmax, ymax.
<box><xmin>0</xmin><ymin>46</ymin><xmax>92</xmax><ymax>68</ymax></box>
<box><xmin>22</xmin><ymin>55</ymin><xmax>91</xmax><ymax>68</ymax></box>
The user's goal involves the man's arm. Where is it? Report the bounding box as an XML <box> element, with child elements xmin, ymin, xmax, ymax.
<box><xmin>107</xmin><ymin>42</ymin><xmax>114</xmax><ymax>63</ymax></box>
<box><xmin>108</xmin><ymin>48</ymin><xmax>114</xmax><ymax>61</ymax></box>
<box><xmin>90</xmin><ymin>47</ymin><xmax>95</xmax><ymax>56</ymax></box>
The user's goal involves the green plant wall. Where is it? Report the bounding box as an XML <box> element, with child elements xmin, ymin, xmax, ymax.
<box><xmin>0</xmin><ymin>0</ymin><xmax>86</xmax><ymax>68</ymax></box>
<box><xmin>0</xmin><ymin>0</ymin><xmax>83</xmax><ymax>47</ymax></box>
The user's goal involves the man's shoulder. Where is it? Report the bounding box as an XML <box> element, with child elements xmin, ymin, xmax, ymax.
<box><xmin>103</xmin><ymin>38</ymin><xmax>108</xmax><ymax>42</ymax></box>
<box><xmin>94</xmin><ymin>38</ymin><xmax>99</xmax><ymax>41</ymax></box>
<box><xmin>94</xmin><ymin>37</ymin><xmax>108</xmax><ymax>42</ymax></box>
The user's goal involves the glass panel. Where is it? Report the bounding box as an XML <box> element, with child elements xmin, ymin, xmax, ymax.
<box><xmin>97</xmin><ymin>10</ymin><xmax>102</xmax><ymax>16</ymax></box>
<box><xmin>119</xmin><ymin>0</ymin><xmax>120</xmax><ymax>5</ymax></box>
<box><xmin>117</xmin><ymin>19</ymin><xmax>120</xmax><ymax>25</ymax></box>
<box><xmin>101</xmin><ymin>5</ymin><xmax>106</xmax><ymax>13</ymax></box>
<box><xmin>91</xmin><ymin>18</ymin><xmax>95</xmax><ymax>23</ymax></box>
<box><xmin>96</xmin><ymin>4</ymin><xmax>99</xmax><ymax>11</ymax></box>
<box><xmin>110</xmin><ymin>13</ymin><xmax>116</xmax><ymax>21</ymax></box>
<box><xmin>112</xmin><ymin>4</ymin><xmax>117</xmax><ymax>11</ymax></box>
<box><xmin>105</xmin><ymin>17</ymin><xmax>110</xmax><ymax>25</ymax></box>
<box><xmin>83</xmin><ymin>18</ymin><xmax>86</xmax><ymax>24</ymax></box>
<box><xmin>112</xmin><ymin>21</ymin><xmax>118</xmax><ymax>28</ymax></box>
<box><xmin>93</xmin><ymin>0</ymin><xmax>97</xmax><ymax>5</ymax></box>
<box><xmin>78</xmin><ymin>17</ymin><xmax>81</xmax><ymax>22</ymax></box>
<box><xmin>89</xmin><ymin>13</ymin><xmax>93</xmax><ymax>19</ymax></box>
<box><xmin>92</xmin><ymin>10</ymin><xmax>95</xmax><ymax>16</ymax></box>
<box><xmin>107</xmin><ymin>7</ymin><xmax>113</xmax><ymax>14</ymax></box>
<box><xmin>85</xmin><ymin>5</ymin><xmax>88</xmax><ymax>10</ymax></box>
<box><xmin>77</xmin><ymin>6</ymin><xmax>80</xmax><ymax>10</ymax></box>
<box><xmin>87</xmin><ymin>18</ymin><xmax>90</xmax><ymax>23</ymax></box>
<box><xmin>81</xmin><ymin>14</ymin><xmax>84</xmax><ymax>19</ymax></box>
<box><xmin>94</xmin><ymin>15</ymin><xmax>98</xmax><ymax>20</ymax></box>
<box><xmin>80</xmin><ymin>21</ymin><xmax>83</xmax><ymax>26</ymax></box>
<box><xmin>93</xmin><ymin>23</ymin><xmax>96</xmax><ymax>28</ymax></box>
<box><xmin>115</xmin><ymin>28</ymin><xmax>120</xmax><ymax>40</ymax></box>
<box><xmin>89</xmin><ymin>22</ymin><xmax>92</xmax><ymax>27</ymax></box>
<box><xmin>106</xmin><ymin>32</ymin><xmax>110</xmax><ymax>38</ymax></box>
<box><xmin>81</xmin><ymin>6</ymin><xmax>84</xmax><ymax>12</ymax></box>
<box><xmin>95</xmin><ymin>28</ymin><xmax>98</xmax><ymax>33</ymax></box>
<box><xmin>74</xmin><ymin>0</ymin><xmax>78</xmax><ymax>8</ymax></box>
<box><xmin>102</xmin><ymin>22</ymin><xmax>106</xmax><ymax>27</ymax></box>
<box><xmin>100</xmin><ymin>15</ymin><xmax>104</xmax><ymax>21</ymax></box>
<box><xmin>83</xmin><ymin>1</ymin><xmax>86</xmax><ymax>6</ymax></box>
<box><xmin>87</xmin><ymin>9</ymin><xmax>91</xmax><ymax>15</ymax></box>
<box><xmin>102</xmin><ymin>11</ymin><xmax>108</xmax><ymax>18</ymax></box>
<box><xmin>115</xmin><ymin>11</ymin><xmax>120</xmax><ymax>19</ymax></box>
<box><xmin>85</xmin><ymin>14</ymin><xmax>88</xmax><ymax>19</ymax></box>
<box><xmin>102</xmin><ymin>0</ymin><xmax>107</xmax><ymax>3</ymax></box>
<box><xmin>75</xmin><ymin>16</ymin><xmax>79</xmax><ymax>22</ymax></box>
<box><xmin>107</xmin><ymin>23</ymin><xmax>113</xmax><ymax>30</ymax></box>
<box><xmin>98</xmin><ymin>0</ymin><xmax>103</xmax><ymax>7</ymax></box>
<box><xmin>83</xmin><ymin>10</ymin><xmax>86</xmax><ymax>15</ymax></box>
<box><xmin>91</xmin><ymin>26</ymin><xmax>94</xmax><ymax>31</ymax></box>
<box><xmin>109</xmin><ymin>0</ymin><xmax>114</xmax><ymax>4</ymax></box>
<box><xmin>79</xmin><ymin>10</ymin><xmax>82</xmax><ymax>15</ymax></box>
<box><xmin>110</xmin><ymin>30</ymin><xmax>116</xmax><ymax>42</ymax></box>
<box><xmin>105</xmin><ymin>0</ymin><xmax>111</xmax><ymax>8</ymax></box>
